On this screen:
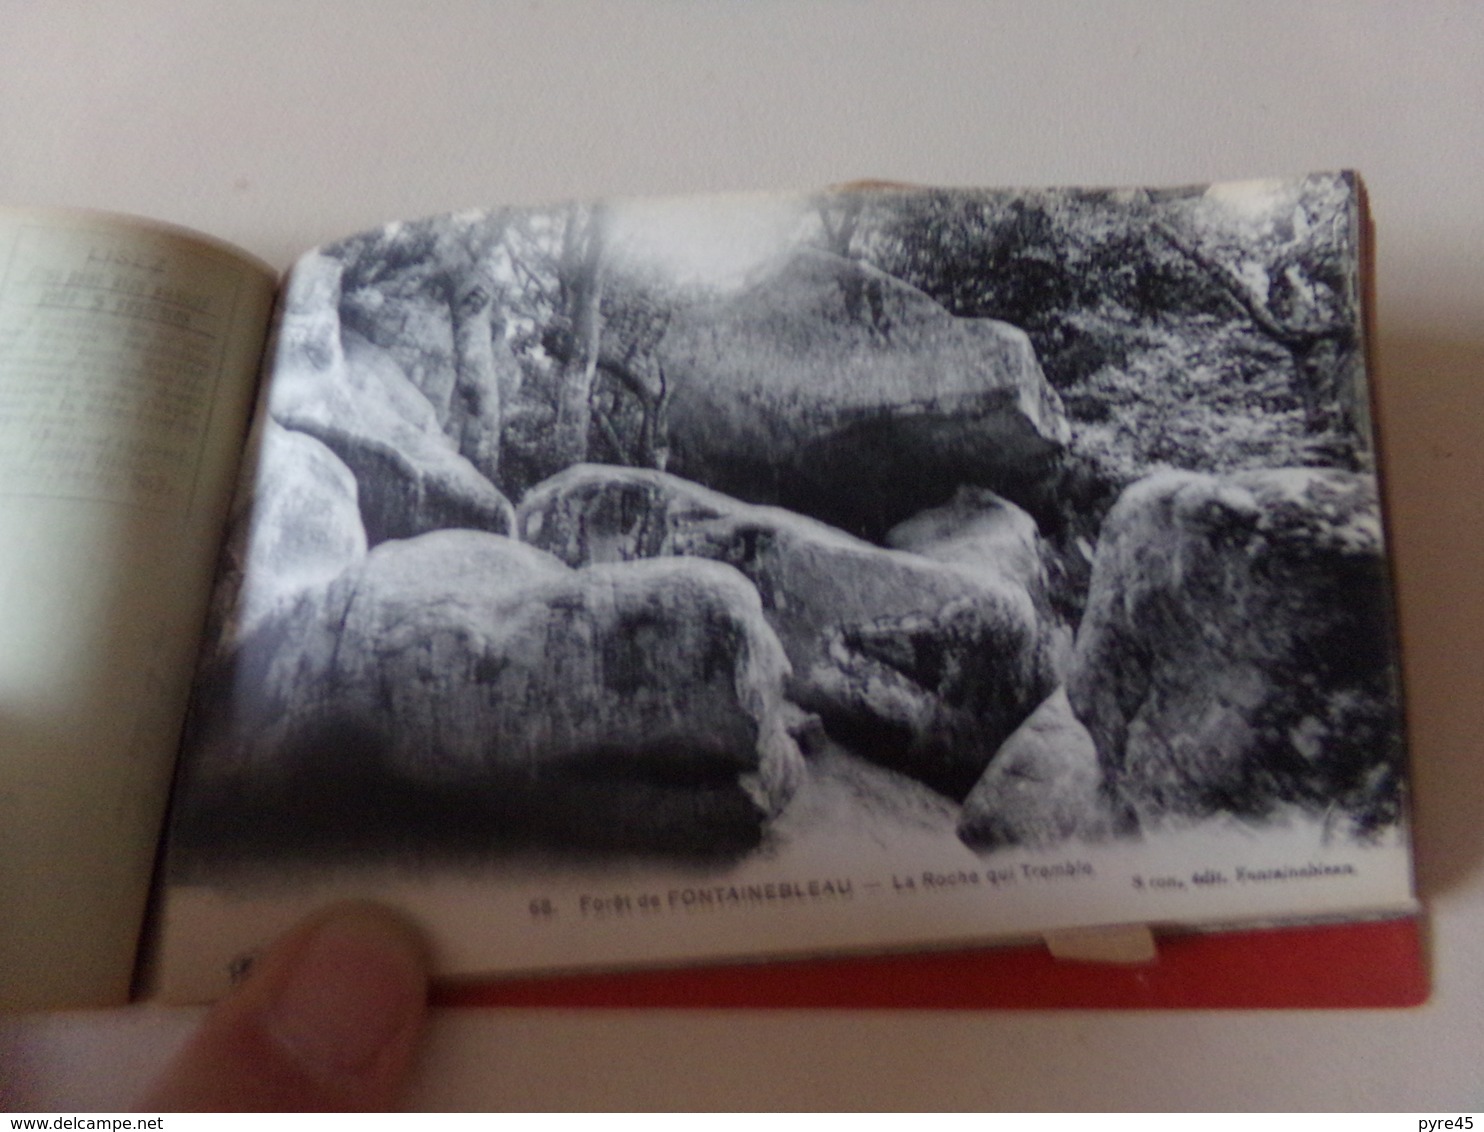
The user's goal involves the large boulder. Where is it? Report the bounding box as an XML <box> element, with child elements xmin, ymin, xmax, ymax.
<box><xmin>338</xmin><ymin>284</ymin><xmax>460</xmax><ymax>427</ymax></box>
<box><xmin>267</xmin><ymin>255</ymin><xmax>515</xmax><ymax>545</ymax></box>
<box><xmin>340</xmin><ymin>273</ymin><xmax>524</xmax><ymax>487</ymax></box>
<box><xmin>1065</xmin><ymin>468</ymin><xmax>1405</xmax><ymax>832</ymax></box>
<box><xmin>886</xmin><ymin>484</ymin><xmax>1071</xmax><ymax>677</ymax></box>
<box><xmin>887</xmin><ymin>485</ymin><xmax>1047</xmax><ymax>589</ymax></box>
<box><xmin>210</xmin><ymin>420</ymin><xmax>368</xmax><ymax>647</ymax></box>
<box><xmin>652</xmin><ymin>249</ymin><xmax>1069</xmax><ymax>539</ymax></box>
<box><xmin>767</xmin><ymin>738</ymin><xmax>963</xmax><ymax>854</ymax></box>
<box><xmin>957</xmin><ymin>688</ymin><xmax>1132</xmax><ymax>851</ymax></box>
<box><xmin>518</xmin><ymin>465</ymin><xmax>1059</xmax><ymax>799</ymax></box>
<box><xmin>174</xmin><ymin>530</ymin><xmax>803</xmax><ymax>865</ymax></box>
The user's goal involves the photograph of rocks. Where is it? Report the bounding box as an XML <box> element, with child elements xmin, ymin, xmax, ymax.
<box><xmin>165</xmin><ymin>176</ymin><xmax>1406</xmax><ymax>885</ymax></box>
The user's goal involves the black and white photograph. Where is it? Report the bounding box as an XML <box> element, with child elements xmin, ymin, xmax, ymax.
<box><xmin>157</xmin><ymin>177</ymin><xmax>1415</xmax><ymax>991</ymax></box>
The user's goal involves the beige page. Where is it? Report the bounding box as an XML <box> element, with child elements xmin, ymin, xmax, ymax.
<box><xmin>0</xmin><ymin>209</ymin><xmax>275</xmax><ymax>1009</ymax></box>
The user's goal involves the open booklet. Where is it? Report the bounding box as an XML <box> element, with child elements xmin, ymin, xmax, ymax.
<box><xmin>0</xmin><ymin>175</ymin><xmax>1418</xmax><ymax>1011</ymax></box>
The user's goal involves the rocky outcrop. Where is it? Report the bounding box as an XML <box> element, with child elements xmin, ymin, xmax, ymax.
<box><xmin>175</xmin><ymin>531</ymin><xmax>803</xmax><ymax>863</ymax></box>
<box><xmin>887</xmin><ymin>485</ymin><xmax>1047</xmax><ymax>594</ymax></box>
<box><xmin>651</xmin><ymin>249</ymin><xmax>1069</xmax><ymax>539</ymax></box>
<box><xmin>338</xmin><ymin>285</ymin><xmax>460</xmax><ymax>428</ymax></box>
<box><xmin>960</xmin><ymin>317</ymin><xmax>1068</xmax><ymax>443</ymax></box>
<box><xmin>767</xmin><ymin>739</ymin><xmax>963</xmax><ymax>854</ymax></box>
<box><xmin>337</xmin><ymin>224</ymin><xmax>525</xmax><ymax>454</ymax></box>
<box><xmin>885</xmin><ymin>484</ymin><xmax>1071</xmax><ymax>676</ymax></box>
<box><xmin>518</xmin><ymin>465</ymin><xmax>1059</xmax><ymax>798</ymax></box>
<box><xmin>268</xmin><ymin>255</ymin><xmax>515</xmax><ymax>546</ymax></box>
<box><xmin>1065</xmin><ymin>468</ymin><xmax>1405</xmax><ymax>831</ymax></box>
<box><xmin>213</xmin><ymin>420</ymin><xmax>368</xmax><ymax>645</ymax></box>
<box><xmin>957</xmin><ymin>688</ymin><xmax>1132</xmax><ymax>851</ymax></box>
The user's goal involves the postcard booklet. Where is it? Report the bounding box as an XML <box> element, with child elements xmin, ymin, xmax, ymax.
<box><xmin>0</xmin><ymin>175</ymin><xmax>1418</xmax><ymax>1010</ymax></box>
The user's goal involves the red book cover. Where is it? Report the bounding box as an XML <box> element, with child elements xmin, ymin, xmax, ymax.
<box><xmin>441</xmin><ymin>915</ymin><xmax>1428</xmax><ymax>1011</ymax></box>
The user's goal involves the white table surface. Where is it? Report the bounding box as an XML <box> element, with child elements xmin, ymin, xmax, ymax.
<box><xmin>2</xmin><ymin>0</ymin><xmax>1481</xmax><ymax>1111</ymax></box>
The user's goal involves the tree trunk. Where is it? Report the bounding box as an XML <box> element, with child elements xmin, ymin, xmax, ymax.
<box><xmin>638</xmin><ymin>361</ymin><xmax>671</xmax><ymax>471</ymax></box>
<box><xmin>552</xmin><ymin>203</ymin><xmax>609</xmax><ymax>467</ymax></box>
<box><xmin>444</xmin><ymin>266</ymin><xmax>502</xmax><ymax>483</ymax></box>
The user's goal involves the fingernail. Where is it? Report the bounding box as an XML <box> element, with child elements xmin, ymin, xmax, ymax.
<box><xmin>263</xmin><ymin>908</ymin><xmax>428</xmax><ymax>1082</ymax></box>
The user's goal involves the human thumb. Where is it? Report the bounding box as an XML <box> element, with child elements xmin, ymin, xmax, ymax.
<box><xmin>139</xmin><ymin>904</ymin><xmax>430</xmax><ymax>1111</ymax></box>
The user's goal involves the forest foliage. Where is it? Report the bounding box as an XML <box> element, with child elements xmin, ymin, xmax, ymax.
<box><xmin>828</xmin><ymin>176</ymin><xmax>1368</xmax><ymax>507</ymax></box>
<box><xmin>321</xmin><ymin>176</ymin><xmax>1368</xmax><ymax>558</ymax></box>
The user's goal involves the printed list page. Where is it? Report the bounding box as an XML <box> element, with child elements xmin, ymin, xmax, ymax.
<box><xmin>0</xmin><ymin>209</ymin><xmax>276</xmax><ymax>1009</ymax></box>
